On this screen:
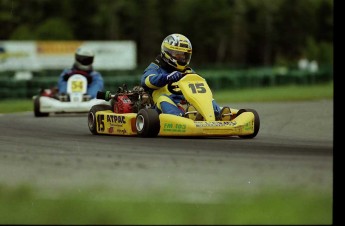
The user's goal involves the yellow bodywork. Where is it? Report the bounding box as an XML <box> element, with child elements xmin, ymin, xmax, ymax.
<box><xmin>94</xmin><ymin>109</ymin><xmax>255</xmax><ymax>137</ymax></box>
<box><xmin>178</xmin><ymin>74</ymin><xmax>216</xmax><ymax>121</ymax></box>
<box><xmin>95</xmin><ymin>111</ymin><xmax>138</xmax><ymax>135</ymax></box>
<box><xmin>158</xmin><ymin>111</ymin><xmax>255</xmax><ymax>137</ymax></box>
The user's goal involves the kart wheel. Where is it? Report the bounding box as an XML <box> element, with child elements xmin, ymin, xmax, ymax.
<box><xmin>237</xmin><ymin>109</ymin><xmax>260</xmax><ymax>139</ymax></box>
<box><xmin>33</xmin><ymin>96</ymin><xmax>49</xmax><ymax>117</ymax></box>
<box><xmin>88</xmin><ymin>104</ymin><xmax>112</xmax><ymax>135</ymax></box>
<box><xmin>136</xmin><ymin>108</ymin><xmax>160</xmax><ymax>137</ymax></box>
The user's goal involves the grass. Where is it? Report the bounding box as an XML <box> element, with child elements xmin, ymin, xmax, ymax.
<box><xmin>0</xmin><ymin>81</ymin><xmax>334</xmax><ymax>113</ymax></box>
<box><xmin>0</xmin><ymin>99</ymin><xmax>34</xmax><ymax>113</ymax></box>
<box><xmin>0</xmin><ymin>184</ymin><xmax>332</xmax><ymax>225</ymax></box>
<box><xmin>214</xmin><ymin>81</ymin><xmax>333</xmax><ymax>103</ymax></box>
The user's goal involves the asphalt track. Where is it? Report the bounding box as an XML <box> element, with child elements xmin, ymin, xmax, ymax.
<box><xmin>0</xmin><ymin>100</ymin><xmax>333</xmax><ymax>203</ymax></box>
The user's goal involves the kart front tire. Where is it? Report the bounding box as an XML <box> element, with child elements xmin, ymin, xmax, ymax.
<box><xmin>88</xmin><ymin>104</ymin><xmax>112</xmax><ymax>135</ymax></box>
<box><xmin>237</xmin><ymin>108</ymin><xmax>260</xmax><ymax>139</ymax></box>
<box><xmin>33</xmin><ymin>96</ymin><xmax>49</xmax><ymax>117</ymax></box>
<box><xmin>136</xmin><ymin>108</ymin><xmax>160</xmax><ymax>137</ymax></box>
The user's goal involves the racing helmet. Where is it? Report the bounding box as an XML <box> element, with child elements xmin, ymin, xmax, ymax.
<box><xmin>74</xmin><ymin>47</ymin><xmax>94</xmax><ymax>71</ymax></box>
<box><xmin>161</xmin><ymin>33</ymin><xmax>192</xmax><ymax>71</ymax></box>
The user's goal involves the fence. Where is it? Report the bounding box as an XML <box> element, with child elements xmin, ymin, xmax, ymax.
<box><xmin>0</xmin><ymin>66</ymin><xmax>333</xmax><ymax>99</ymax></box>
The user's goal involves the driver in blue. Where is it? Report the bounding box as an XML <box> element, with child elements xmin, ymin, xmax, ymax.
<box><xmin>140</xmin><ymin>33</ymin><xmax>228</xmax><ymax>119</ymax></box>
<box><xmin>57</xmin><ymin>47</ymin><xmax>104</xmax><ymax>99</ymax></box>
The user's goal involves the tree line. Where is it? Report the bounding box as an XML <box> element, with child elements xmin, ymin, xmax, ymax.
<box><xmin>0</xmin><ymin>0</ymin><xmax>333</xmax><ymax>68</ymax></box>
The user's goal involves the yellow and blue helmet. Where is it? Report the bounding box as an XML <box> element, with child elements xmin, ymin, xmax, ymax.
<box><xmin>161</xmin><ymin>34</ymin><xmax>192</xmax><ymax>71</ymax></box>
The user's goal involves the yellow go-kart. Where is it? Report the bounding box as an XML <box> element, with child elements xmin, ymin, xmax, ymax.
<box><xmin>88</xmin><ymin>73</ymin><xmax>260</xmax><ymax>138</ymax></box>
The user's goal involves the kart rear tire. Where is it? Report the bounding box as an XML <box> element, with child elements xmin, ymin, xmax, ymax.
<box><xmin>88</xmin><ymin>104</ymin><xmax>112</xmax><ymax>135</ymax></box>
<box><xmin>136</xmin><ymin>108</ymin><xmax>160</xmax><ymax>137</ymax></box>
<box><xmin>237</xmin><ymin>108</ymin><xmax>260</xmax><ymax>139</ymax></box>
<box><xmin>33</xmin><ymin>96</ymin><xmax>49</xmax><ymax>117</ymax></box>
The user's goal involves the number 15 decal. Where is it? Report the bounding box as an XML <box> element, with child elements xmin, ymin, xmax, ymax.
<box><xmin>188</xmin><ymin>83</ymin><xmax>207</xmax><ymax>93</ymax></box>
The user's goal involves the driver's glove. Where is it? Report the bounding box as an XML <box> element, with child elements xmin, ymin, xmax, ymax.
<box><xmin>166</xmin><ymin>71</ymin><xmax>182</xmax><ymax>83</ymax></box>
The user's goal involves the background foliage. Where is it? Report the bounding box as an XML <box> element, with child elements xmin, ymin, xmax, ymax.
<box><xmin>0</xmin><ymin>0</ymin><xmax>333</xmax><ymax>68</ymax></box>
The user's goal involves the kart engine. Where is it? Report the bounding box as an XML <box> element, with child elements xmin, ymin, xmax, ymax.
<box><xmin>113</xmin><ymin>85</ymin><xmax>153</xmax><ymax>113</ymax></box>
<box><xmin>97</xmin><ymin>85</ymin><xmax>153</xmax><ymax>114</ymax></box>
<box><xmin>114</xmin><ymin>95</ymin><xmax>133</xmax><ymax>113</ymax></box>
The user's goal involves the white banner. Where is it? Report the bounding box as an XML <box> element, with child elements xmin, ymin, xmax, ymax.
<box><xmin>0</xmin><ymin>41</ymin><xmax>40</xmax><ymax>71</ymax></box>
<box><xmin>0</xmin><ymin>41</ymin><xmax>137</xmax><ymax>71</ymax></box>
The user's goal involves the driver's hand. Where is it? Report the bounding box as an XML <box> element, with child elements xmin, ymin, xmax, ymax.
<box><xmin>166</xmin><ymin>71</ymin><xmax>183</xmax><ymax>83</ymax></box>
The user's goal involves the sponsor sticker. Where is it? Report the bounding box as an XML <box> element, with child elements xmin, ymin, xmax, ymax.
<box><xmin>195</xmin><ymin>121</ymin><xmax>237</xmax><ymax>127</ymax></box>
<box><xmin>163</xmin><ymin>123</ymin><xmax>186</xmax><ymax>132</ymax></box>
<box><xmin>107</xmin><ymin>115</ymin><xmax>126</xmax><ymax>124</ymax></box>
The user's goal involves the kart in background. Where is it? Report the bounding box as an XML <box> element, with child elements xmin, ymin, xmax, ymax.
<box><xmin>33</xmin><ymin>74</ymin><xmax>108</xmax><ymax>117</ymax></box>
<box><xmin>88</xmin><ymin>73</ymin><xmax>260</xmax><ymax>138</ymax></box>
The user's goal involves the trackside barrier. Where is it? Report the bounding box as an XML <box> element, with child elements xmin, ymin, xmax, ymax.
<box><xmin>201</xmin><ymin>66</ymin><xmax>333</xmax><ymax>90</ymax></box>
<box><xmin>0</xmin><ymin>66</ymin><xmax>333</xmax><ymax>99</ymax></box>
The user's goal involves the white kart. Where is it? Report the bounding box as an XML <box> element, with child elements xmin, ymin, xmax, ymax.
<box><xmin>33</xmin><ymin>74</ymin><xmax>108</xmax><ymax>117</ymax></box>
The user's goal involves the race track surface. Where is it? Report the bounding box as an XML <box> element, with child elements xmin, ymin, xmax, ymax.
<box><xmin>0</xmin><ymin>100</ymin><xmax>333</xmax><ymax>203</ymax></box>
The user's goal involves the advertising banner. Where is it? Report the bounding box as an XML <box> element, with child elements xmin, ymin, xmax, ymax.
<box><xmin>0</xmin><ymin>41</ymin><xmax>40</xmax><ymax>71</ymax></box>
<box><xmin>0</xmin><ymin>41</ymin><xmax>137</xmax><ymax>71</ymax></box>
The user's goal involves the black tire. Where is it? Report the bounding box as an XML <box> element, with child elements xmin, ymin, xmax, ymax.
<box><xmin>136</xmin><ymin>108</ymin><xmax>160</xmax><ymax>137</ymax></box>
<box><xmin>88</xmin><ymin>104</ymin><xmax>113</xmax><ymax>135</ymax></box>
<box><xmin>33</xmin><ymin>96</ymin><xmax>49</xmax><ymax>117</ymax></box>
<box><xmin>237</xmin><ymin>108</ymin><xmax>260</xmax><ymax>139</ymax></box>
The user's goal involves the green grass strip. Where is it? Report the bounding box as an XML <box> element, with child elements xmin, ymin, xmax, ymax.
<box><xmin>0</xmin><ymin>184</ymin><xmax>332</xmax><ymax>225</ymax></box>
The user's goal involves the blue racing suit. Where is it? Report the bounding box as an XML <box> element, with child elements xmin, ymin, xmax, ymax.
<box><xmin>140</xmin><ymin>55</ymin><xmax>221</xmax><ymax>117</ymax></box>
<box><xmin>57</xmin><ymin>66</ymin><xmax>104</xmax><ymax>99</ymax></box>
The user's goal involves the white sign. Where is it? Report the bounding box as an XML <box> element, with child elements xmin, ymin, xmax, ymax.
<box><xmin>83</xmin><ymin>41</ymin><xmax>137</xmax><ymax>70</ymax></box>
<box><xmin>0</xmin><ymin>41</ymin><xmax>40</xmax><ymax>71</ymax></box>
<box><xmin>0</xmin><ymin>41</ymin><xmax>137</xmax><ymax>71</ymax></box>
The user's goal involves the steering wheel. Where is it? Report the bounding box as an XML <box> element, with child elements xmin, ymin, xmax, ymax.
<box><xmin>167</xmin><ymin>82</ymin><xmax>182</xmax><ymax>95</ymax></box>
<box><xmin>167</xmin><ymin>73</ymin><xmax>190</xmax><ymax>95</ymax></box>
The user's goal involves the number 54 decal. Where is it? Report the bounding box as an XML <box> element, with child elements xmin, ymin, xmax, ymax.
<box><xmin>71</xmin><ymin>80</ymin><xmax>85</xmax><ymax>92</ymax></box>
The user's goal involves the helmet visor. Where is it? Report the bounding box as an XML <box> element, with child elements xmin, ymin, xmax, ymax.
<box><xmin>76</xmin><ymin>54</ymin><xmax>94</xmax><ymax>66</ymax></box>
<box><xmin>163</xmin><ymin>46</ymin><xmax>191</xmax><ymax>66</ymax></box>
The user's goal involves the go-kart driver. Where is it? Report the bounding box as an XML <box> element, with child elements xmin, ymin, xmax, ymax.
<box><xmin>57</xmin><ymin>47</ymin><xmax>104</xmax><ymax>99</ymax></box>
<box><xmin>140</xmin><ymin>33</ymin><xmax>229</xmax><ymax>119</ymax></box>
